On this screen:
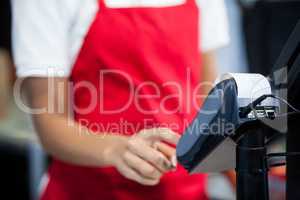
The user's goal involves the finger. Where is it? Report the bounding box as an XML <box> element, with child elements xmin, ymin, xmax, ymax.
<box><xmin>154</xmin><ymin>142</ymin><xmax>177</xmax><ymax>168</ymax></box>
<box><xmin>117</xmin><ymin>160</ymin><xmax>159</xmax><ymax>186</ymax></box>
<box><xmin>155</xmin><ymin>142</ymin><xmax>176</xmax><ymax>158</ymax></box>
<box><xmin>128</xmin><ymin>138</ymin><xmax>173</xmax><ymax>172</ymax></box>
<box><xmin>123</xmin><ymin>151</ymin><xmax>161</xmax><ymax>180</ymax></box>
<box><xmin>139</xmin><ymin>128</ymin><xmax>180</xmax><ymax>145</ymax></box>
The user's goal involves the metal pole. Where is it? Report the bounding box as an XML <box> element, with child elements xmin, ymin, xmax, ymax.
<box><xmin>286</xmin><ymin>113</ymin><xmax>300</xmax><ymax>200</ymax></box>
<box><xmin>236</xmin><ymin>126</ymin><xmax>269</xmax><ymax>200</ymax></box>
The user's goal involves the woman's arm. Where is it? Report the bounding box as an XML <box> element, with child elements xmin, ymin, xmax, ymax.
<box><xmin>201</xmin><ymin>50</ymin><xmax>218</xmax><ymax>95</ymax></box>
<box><xmin>22</xmin><ymin>77</ymin><xmax>179</xmax><ymax>185</ymax></box>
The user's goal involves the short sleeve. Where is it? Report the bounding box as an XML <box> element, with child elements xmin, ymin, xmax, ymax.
<box><xmin>197</xmin><ymin>0</ymin><xmax>230</xmax><ymax>52</ymax></box>
<box><xmin>12</xmin><ymin>0</ymin><xmax>78</xmax><ymax>77</ymax></box>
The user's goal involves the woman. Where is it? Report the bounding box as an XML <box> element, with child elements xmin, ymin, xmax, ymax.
<box><xmin>12</xmin><ymin>0</ymin><xmax>229</xmax><ymax>199</ymax></box>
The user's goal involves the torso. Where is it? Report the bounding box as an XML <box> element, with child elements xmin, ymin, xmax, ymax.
<box><xmin>42</xmin><ymin>0</ymin><xmax>207</xmax><ymax>199</ymax></box>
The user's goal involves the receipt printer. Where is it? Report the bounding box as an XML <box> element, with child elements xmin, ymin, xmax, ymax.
<box><xmin>176</xmin><ymin>73</ymin><xmax>277</xmax><ymax>173</ymax></box>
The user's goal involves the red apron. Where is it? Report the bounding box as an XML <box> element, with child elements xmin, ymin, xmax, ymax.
<box><xmin>41</xmin><ymin>0</ymin><xmax>207</xmax><ymax>199</ymax></box>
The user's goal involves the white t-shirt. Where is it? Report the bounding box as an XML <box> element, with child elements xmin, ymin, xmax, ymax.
<box><xmin>12</xmin><ymin>0</ymin><xmax>230</xmax><ymax>77</ymax></box>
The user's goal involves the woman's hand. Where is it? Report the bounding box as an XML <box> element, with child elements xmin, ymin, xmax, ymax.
<box><xmin>107</xmin><ymin>128</ymin><xmax>180</xmax><ymax>186</ymax></box>
<box><xmin>23</xmin><ymin>78</ymin><xmax>179</xmax><ymax>177</ymax></box>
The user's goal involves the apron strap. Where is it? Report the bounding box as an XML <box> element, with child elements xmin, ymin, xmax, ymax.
<box><xmin>186</xmin><ymin>0</ymin><xmax>196</xmax><ymax>6</ymax></box>
<box><xmin>98</xmin><ymin>0</ymin><xmax>107</xmax><ymax>10</ymax></box>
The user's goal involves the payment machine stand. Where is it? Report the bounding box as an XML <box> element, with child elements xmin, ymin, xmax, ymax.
<box><xmin>235</xmin><ymin>20</ymin><xmax>300</xmax><ymax>200</ymax></box>
<box><xmin>235</xmin><ymin>123</ymin><xmax>269</xmax><ymax>200</ymax></box>
<box><xmin>176</xmin><ymin>20</ymin><xmax>300</xmax><ymax>200</ymax></box>
<box><xmin>234</xmin><ymin>20</ymin><xmax>300</xmax><ymax>200</ymax></box>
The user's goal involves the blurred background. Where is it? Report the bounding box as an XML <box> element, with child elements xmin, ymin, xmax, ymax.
<box><xmin>1</xmin><ymin>0</ymin><xmax>299</xmax><ymax>199</ymax></box>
